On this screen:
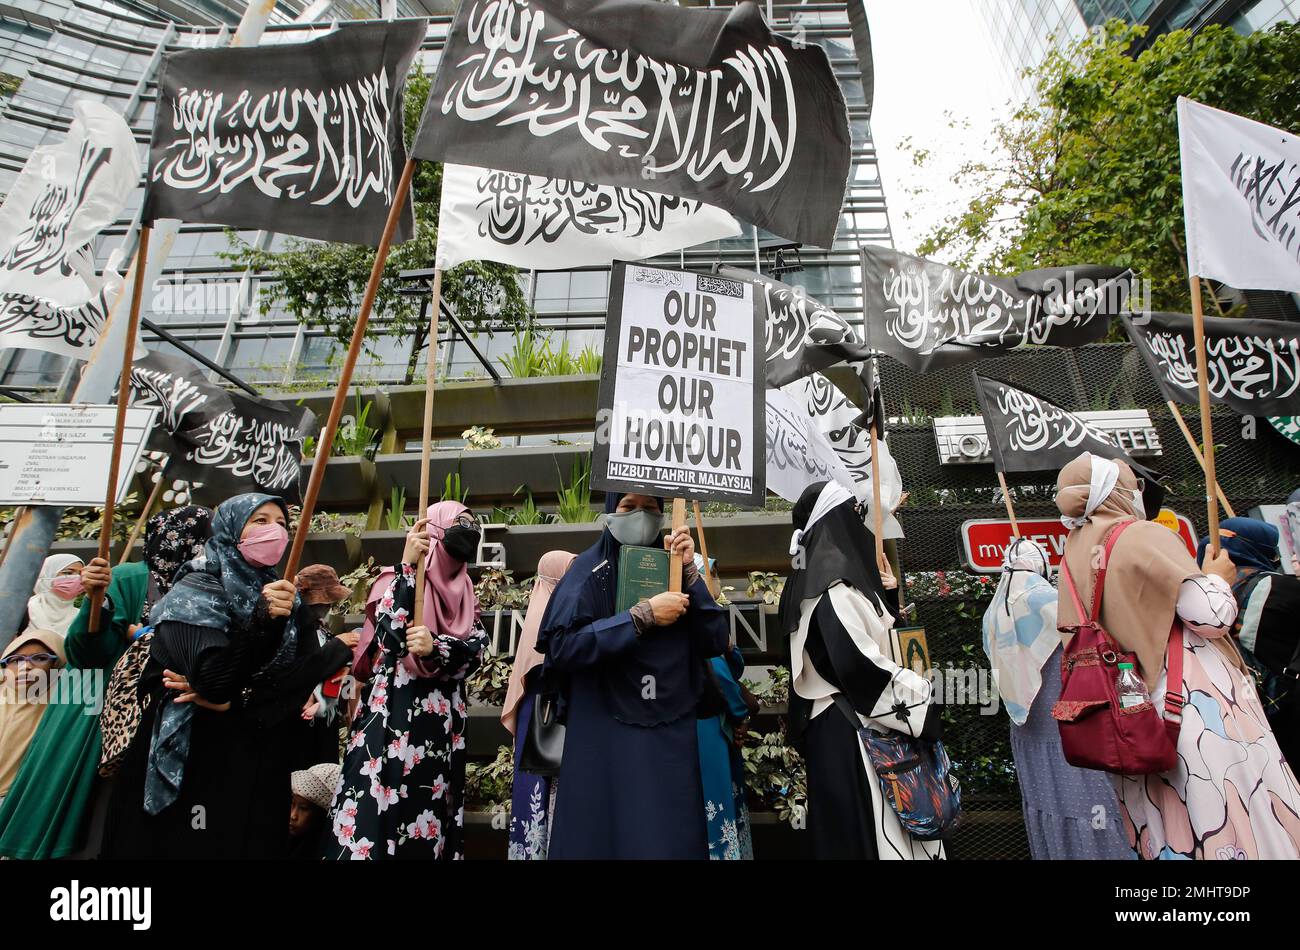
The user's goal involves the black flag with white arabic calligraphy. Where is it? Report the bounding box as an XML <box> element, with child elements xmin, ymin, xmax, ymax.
<box><xmin>861</xmin><ymin>246</ymin><xmax>1133</xmax><ymax>372</ymax></box>
<box><xmin>718</xmin><ymin>267</ymin><xmax>873</xmax><ymax>388</ymax></box>
<box><xmin>1123</xmin><ymin>312</ymin><xmax>1300</xmax><ymax>417</ymax></box>
<box><xmin>167</xmin><ymin>391</ymin><xmax>317</xmax><ymax>506</ymax></box>
<box><xmin>122</xmin><ymin>350</ymin><xmax>236</xmax><ymax>444</ymax></box>
<box><xmin>972</xmin><ymin>373</ymin><xmax>1166</xmax><ymax>516</ymax></box>
<box><xmin>412</xmin><ymin>0</ymin><xmax>851</xmax><ymax>249</ymax></box>
<box><xmin>143</xmin><ymin>21</ymin><xmax>425</xmax><ymax>245</ymax></box>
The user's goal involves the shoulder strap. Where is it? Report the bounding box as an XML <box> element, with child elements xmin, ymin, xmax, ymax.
<box><xmin>831</xmin><ymin>692</ymin><xmax>862</xmax><ymax>731</ymax></box>
<box><xmin>1163</xmin><ymin>621</ymin><xmax>1185</xmax><ymax>725</ymax></box>
<box><xmin>1089</xmin><ymin>519</ymin><xmax>1137</xmax><ymax>622</ymax></box>
<box><xmin>1059</xmin><ymin>559</ymin><xmax>1088</xmax><ymax>626</ymax></box>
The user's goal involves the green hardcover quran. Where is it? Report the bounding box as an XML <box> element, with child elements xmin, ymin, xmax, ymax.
<box><xmin>616</xmin><ymin>545</ymin><xmax>671</xmax><ymax>613</ymax></box>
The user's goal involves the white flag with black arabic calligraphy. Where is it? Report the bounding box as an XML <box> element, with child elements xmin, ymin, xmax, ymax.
<box><xmin>0</xmin><ymin>100</ymin><xmax>139</xmax><ymax>308</ymax></box>
<box><xmin>1179</xmin><ymin>97</ymin><xmax>1300</xmax><ymax>293</ymax></box>
<box><xmin>435</xmin><ymin>164</ymin><xmax>740</xmax><ymax>270</ymax></box>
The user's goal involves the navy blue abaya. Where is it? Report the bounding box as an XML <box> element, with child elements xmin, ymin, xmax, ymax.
<box><xmin>536</xmin><ymin>498</ymin><xmax>729</xmax><ymax>859</ymax></box>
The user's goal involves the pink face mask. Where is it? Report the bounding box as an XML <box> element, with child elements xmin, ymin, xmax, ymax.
<box><xmin>50</xmin><ymin>574</ymin><xmax>85</xmax><ymax>600</ymax></box>
<box><xmin>238</xmin><ymin>522</ymin><xmax>288</xmax><ymax>567</ymax></box>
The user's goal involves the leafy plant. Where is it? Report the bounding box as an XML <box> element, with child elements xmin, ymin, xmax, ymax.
<box><xmin>746</xmin><ymin>571</ymin><xmax>784</xmax><ymax>604</ymax></box>
<box><xmin>466</xmin><ymin>650</ymin><xmax>513</xmax><ymax>707</ymax></box>
<box><xmin>464</xmin><ymin>743</ymin><xmax>513</xmax><ymax>812</ymax></box>
<box><xmin>499</xmin><ymin>328</ymin><xmax>552</xmax><ymax>378</ymax></box>
<box><xmin>49</xmin><ymin>493</ymin><xmax>141</xmax><ymax>545</ymax></box>
<box><xmin>476</xmin><ymin>567</ymin><xmax>533</xmax><ymax>611</ymax></box>
<box><xmin>541</xmin><ymin>336</ymin><xmax>575</xmax><ymax>376</ymax></box>
<box><xmin>741</xmin><ymin>729</ymin><xmax>806</xmax><ymax>829</ymax></box>
<box><xmin>384</xmin><ymin>485</ymin><xmax>409</xmax><ymax>532</ymax></box>
<box><xmin>509</xmin><ymin>486</ymin><xmax>550</xmax><ymax>526</ymax></box>
<box><xmin>333</xmin><ymin>394</ymin><xmax>379</xmax><ymax>458</ymax></box>
<box><xmin>333</xmin><ymin>557</ymin><xmax>382</xmax><ymax>617</ymax></box>
<box><xmin>555</xmin><ymin>456</ymin><xmax>597</xmax><ymax>523</ymax></box>
<box><xmin>575</xmin><ymin>345</ymin><xmax>603</xmax><ymax>375</ymax></box>
<box><xmin>742</xmin><ymin>665</ymin><xmax>790</xmax><ymax>707</ymax></box>
<box><xmin>462</xmin><ymin>426</ymin><xmax>502</xmax><ymax>451</ymax></box>
<box><xmin>440</xmin><ymin>471</ymin><xmax>468</xmax><ymax>504</ymax></box>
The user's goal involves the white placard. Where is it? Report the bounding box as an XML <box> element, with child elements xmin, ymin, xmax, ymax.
<box><xmin>0</xmin><ymin>403</ymin><xmax>157</xmax><ymax>506</ymax></box>
<box><xmin>593</xmin><ymin>263</ymin><xmax>765</xmax><ymax>506</ymax></box>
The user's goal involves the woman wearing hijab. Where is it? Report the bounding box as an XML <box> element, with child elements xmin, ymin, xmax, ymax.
<box><xmin>505</xmin><ymin>549</ymin><xmax>577</xmax><ymax>861</ymax></box>
<box><xmin>325</xmin><ymin>502</ymin><xmax>487</xmax><ymax>860</ymax></box>
<box><xmin>0</xmin><ymin>629</ymin><xmax>65</xmax><ymax>807</ymax></box>
<box><xmin>216</xmin><ymin>563</ymin><xmax>358</xmax><ymax>859</ymax></box>
<box><xmin>101</xmin><ymin>493</ymin><xmax>298</xmax><ymax>860</ymax></box>
<box><xmin>779</xmin><ymin>480</ymin><xmax>943</xmax><ymax>860</ymax></box>
<box><xmin>1057</xmin><ymin>452</ymin><xmax>1300</xmax><ymax>860</ymax></box>
<box><xmin>23</xmin><ymin>554</ymin><xmax>86</xmax><ymax>637</ymax></box>
<box><xmin>981</xmin><ymin>537</ymin><xmax>1130</xmax><ymax>859</ymax></box>
<box><xmin>1196</xmin><ymin>517</ymin><xmax>1300</xmax><ymax>771</ymax></box>
<box><xmin>697</xmin><ymin>642</ymin><xmax>756</xmax><ymax>860</ymax></box>
<box><xmin>0</xmin><ymin>506</ymin><xmax>210</xmax><ymax>860</ymax></box>
<box><xmin>535</xmin><ymin>492</ymin><xmax>729</xmax><ymax>860</ymax></box>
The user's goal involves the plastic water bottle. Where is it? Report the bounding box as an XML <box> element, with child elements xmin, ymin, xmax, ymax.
<box><xmin>1116</xmin><ymin>662</ymin><xmax>1149</xmax><ymax>709</ymax></box>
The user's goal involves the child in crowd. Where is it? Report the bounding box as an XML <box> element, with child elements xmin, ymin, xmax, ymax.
<box><xmin>288</xmin><ymin>762</ymin><xmax>340</xmax><ymax>860</ymax></box>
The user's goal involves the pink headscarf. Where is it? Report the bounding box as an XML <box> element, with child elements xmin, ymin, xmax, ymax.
<box><xmin>355</xmin><ymin>501</ymin><xmax>482</xmax><ymax>680</ymax></box>
<box><xmin>501</xmin><ymin>550</ymin><xmax>577</xmax><ymax>735</ymax></box>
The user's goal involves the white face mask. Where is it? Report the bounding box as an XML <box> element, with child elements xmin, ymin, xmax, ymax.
<box><xmin>606</xmin><ymin>509</ymin><xmax>662</xmax><ymax>547</ymax></box>
<box><xmin>1120</xmin><ymin>486</ymin><xmax>1146</xmax><ymax>520</ymax></box>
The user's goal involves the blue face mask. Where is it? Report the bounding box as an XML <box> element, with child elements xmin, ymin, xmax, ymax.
<box><xmin>606</xmin><ymin>509</ymin><xmax>662</xmax><ymax>547</ymax></box>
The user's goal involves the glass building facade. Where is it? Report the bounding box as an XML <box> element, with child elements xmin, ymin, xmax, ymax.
<box><xmin>0</xmin><ymin>0</ymin><xmax>893</xmax><ymax>394</ymax></box>
<box><xmin>977</xmin><ymin>0</ymin><xmax>1298</xmax><ymax>101</ymax></box>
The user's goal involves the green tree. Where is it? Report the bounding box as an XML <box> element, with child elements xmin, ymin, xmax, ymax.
<box><xmin>906</xmin><ymin>21</ymin><xmax>1300</xmax><ymax>316</ymax></box>
<box><xmin>224</xmin><ymin>69</ymin><xmax>531</xmax><ymax>383</ymax></box>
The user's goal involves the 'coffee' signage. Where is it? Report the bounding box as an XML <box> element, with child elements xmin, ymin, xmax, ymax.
<box><xmin>935</xmin><ymin>410</ymin><xmax>1161</xmax><ymax>466</ymax></box>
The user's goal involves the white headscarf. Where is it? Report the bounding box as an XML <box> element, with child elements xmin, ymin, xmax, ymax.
<box><xmin>981</xmin><ymin>538</ymin><xmax>1058</xmax><ymax>726</ymax></box>
<box><xmin>26</xmin><ymin>554</ymin><xmax>84</xmax><ymax>636</ymax></box>
<box><xmin>1059</xmin><ymin>454</ymin><xmax>1118</xmax><ymax>529</ymax></box>
<box><xmin>788</xmin><ymin>481</ymin><xmax>855</xmax><ymax>555</ymax></box>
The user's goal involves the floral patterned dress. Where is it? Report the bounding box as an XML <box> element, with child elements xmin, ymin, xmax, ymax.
<box><xmin>326</xmin><ymin>564</ymin><xmax>486</xmax><ymax>860</ymax></box>
<box><xmin>1115</xmin><ymin>574</ymin><xmax>1300</xmax><ymax>860</ymax></box>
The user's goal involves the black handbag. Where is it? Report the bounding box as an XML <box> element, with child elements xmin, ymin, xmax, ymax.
<box><xmin>519</xmin><ymin>692</ymin><xmax>565</xmax><ymax>777</ymax></box>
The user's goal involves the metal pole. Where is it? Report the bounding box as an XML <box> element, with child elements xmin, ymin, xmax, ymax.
<box><xmin>141</xmin><ymin>318</ymin><xmax>260</xmax><ymax>396</ymax></box>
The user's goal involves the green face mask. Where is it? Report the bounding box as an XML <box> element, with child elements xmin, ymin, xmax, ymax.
<box><xmin>606</xmin><ymin>509</ymin><xmax>662</xmax><ymax>547</ymax></box>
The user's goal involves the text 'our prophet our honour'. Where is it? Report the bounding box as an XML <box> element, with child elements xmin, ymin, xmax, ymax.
<box><xmin>618</xmin><ymin>288</ymin><xmax>751</xmax><ymax>473</ymax></box>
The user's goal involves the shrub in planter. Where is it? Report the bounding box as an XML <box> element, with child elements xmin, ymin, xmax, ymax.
<box><xmin>467</xmin><ymin>650</ymin><xmax>512</xmax><ymax>708</ymax></box>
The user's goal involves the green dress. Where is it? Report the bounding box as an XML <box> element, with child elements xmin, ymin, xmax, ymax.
<box><xmin>0</xmin><ymin>561</ymin><xmax>146</xmax><ymax>859</ymax></box>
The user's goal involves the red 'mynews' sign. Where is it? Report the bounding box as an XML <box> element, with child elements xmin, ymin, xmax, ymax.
<box><xmin>959</xmin><ymin>514</ymin><xmax>1197</xmax><ymax>573</ymax></box>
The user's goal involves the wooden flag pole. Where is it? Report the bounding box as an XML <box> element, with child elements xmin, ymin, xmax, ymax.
<box><xmin>118</xmin><ymin>474</ymin><xmax>166</xmax><ymax>565</ymax></box>
<box><xmin>413</xmin><ymin>268</ymin><xmax>443</xmax><ymax>628</ymax></box>
<box><xmin>89</xmin><ymin>224</ymin><xmax>151</xmax><ymax>629</ymax></box>
<box><xmin>692</xmin><ymin>500</ymin><xmax>721</xmax><ymax>599</ymax></box>
<box><xmin>668</xmin><ymin>498</ymin><xmax>687</xmax><ymax>592</ymax></box>
<box><xmin>1166</xmin><ymin>399</ymin><xmax>1235</xmax><ymax>518</ymax></box>
<box><xmin>868</xmin><ymin>415</ymin><xmax>889</xmax><ymax>578</ymax></box>
<box><xmin>996</xmin><ymin>470</ymin><xmax>1021</xmax><ymax>538</ymax></box>
<box><xmin>1189</xmin><ymin>273</ymin><xmax>1221</xmax><ymax>557</ymax></box>
<box><xmin>285</xmin><ymin>158</ymin><xmax>416</xmax><ymax>579</ymax></box>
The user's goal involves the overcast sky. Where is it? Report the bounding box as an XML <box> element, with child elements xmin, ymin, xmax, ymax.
<box><xmin>863</xmin><ymin>0</ymin><xmax>1016</xmax><ymax>255</ymax></box>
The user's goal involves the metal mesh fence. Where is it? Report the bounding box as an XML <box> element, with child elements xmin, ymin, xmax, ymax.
<box><xmin>876</xmin><ymin>342</ymin><xmax>1300</xmax><ymax>859</ymax></box>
